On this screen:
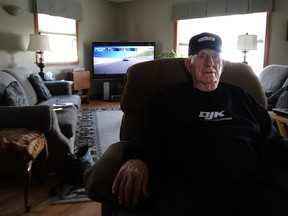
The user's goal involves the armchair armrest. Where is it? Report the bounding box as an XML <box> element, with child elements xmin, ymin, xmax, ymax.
<box><xmin>44</xmin><ymin>81</ymin><xmax>72</xmax><ymax>96</ymax></box>
<box><xmin>0</xmin><ymin>105</ymin><xmax>55</xmax><ymax>132</ymax></box>
<box><xmin>84</xmin><ymin>141</ymin><xmax>125</xmax><ymax>204</ymax></box>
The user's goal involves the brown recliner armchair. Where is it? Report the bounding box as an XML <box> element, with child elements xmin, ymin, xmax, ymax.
<box><xmin>84</xmin><ymin>58</ymin><xmax>267</xmax><ymax>216</ymax></box>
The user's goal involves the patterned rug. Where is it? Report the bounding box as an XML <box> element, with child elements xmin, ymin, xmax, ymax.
<box><xmin>75</xmin><ymin>107</ymin><xmax>123</xmax><ymax>162</ymax></box>
<box><xmin>51</xmin><ymin>106</ymin><xmax>123</xmax><ymax>204</ymax></box>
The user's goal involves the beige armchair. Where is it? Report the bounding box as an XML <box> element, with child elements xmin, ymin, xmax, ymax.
<box><xmin>84</xmin><ymin>58</ymin><xmax>267</xmax><ymax>216</ymax></box>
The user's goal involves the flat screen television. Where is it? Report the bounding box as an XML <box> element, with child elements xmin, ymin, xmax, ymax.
<box><xmin>92</xmin><ymin>41</ymin><xmax>156</xmax><ymax>80</ymax></box>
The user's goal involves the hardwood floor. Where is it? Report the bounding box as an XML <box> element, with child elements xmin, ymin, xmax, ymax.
<box><xmin>0</xmin><ymin>99</ymin><xmax>120</xmax><ymax>216</ymax></box>
<box><xmin>80</xmin><ymin>98</ymin><xmax>120</xmax><ymax>109</ymax></box>
<box><xmin>0</xmin><ymin>174</ymin><xmax>101</xmax><ymax>216</ymax></box>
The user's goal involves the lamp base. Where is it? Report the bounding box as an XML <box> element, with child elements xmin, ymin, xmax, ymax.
<box><xmin>39</xmin><ymin>71</ymin><xmax>45</xmax><ymax>80</ymax></box>
<box><xmin>242</xmin><ymin>50</ymin><xmax>248</xmax><ymax>65</ymax></box>
<box><xmin>37</xmin><ymin>56</ymin><xmax>46</xmax><ymax>80</ymax></box>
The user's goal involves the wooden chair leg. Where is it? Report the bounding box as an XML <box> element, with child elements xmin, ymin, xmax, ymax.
<box><xmin>24</xmin><ymin>160</ymin><xmax>33</xmax><ymax>212</ymax></box>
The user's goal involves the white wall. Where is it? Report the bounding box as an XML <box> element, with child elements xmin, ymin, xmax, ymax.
<box><xmin>0</xmin><ymin>0</ymin><xmax>35</xmax><ymax>70</ymax></box>
<box><xmin>111</xmin><ymin>0</ymin><xmax>176</xmax><ymax>54</ymax></box>
<box><xmin>268</xmin><ymin>0</ymin><xmax>288</xmax><ymax>64</ymax></box>
<box><xmin>0</xmin><ymin>0</ymin><xmax>287</xmax><ymax>98</ymax></box>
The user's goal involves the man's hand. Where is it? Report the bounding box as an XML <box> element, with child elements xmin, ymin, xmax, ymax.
<box><xmin>112</xmin><ymin>159</ymin><xmax>149</xmax><ymax>207</ymax></box>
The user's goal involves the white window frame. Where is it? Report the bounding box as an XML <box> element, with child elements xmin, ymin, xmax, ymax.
<box><xmin>175</xmin><ymin>12</ymin><xmax>270</xmax><ymax>76</ymax></box>
<box><xmin>35</xmin><ymin>13</ymin><xmax>79</xmax><ymax>66</ymax></box>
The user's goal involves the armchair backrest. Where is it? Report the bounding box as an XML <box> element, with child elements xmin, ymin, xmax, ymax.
<box><xmin>120</xmin><ymin>58</ymin><xmax>267</xmax><ymax>141</ymax></box>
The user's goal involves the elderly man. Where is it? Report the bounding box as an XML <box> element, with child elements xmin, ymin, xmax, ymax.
<box><xmin>112</xmin><ymin>32</ymin><xmax>288</xmax><ymax>216</ymax></box>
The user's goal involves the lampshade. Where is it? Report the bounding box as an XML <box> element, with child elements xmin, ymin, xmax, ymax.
<box><xmin>27</xmin><ymin>34</ymin><xmax>51</xmax><ymax>52</ymax></box>
<box><xmin>236</xmin><ymin>34</ymin><xmax>257</xmax><ymax>51</ymax></box>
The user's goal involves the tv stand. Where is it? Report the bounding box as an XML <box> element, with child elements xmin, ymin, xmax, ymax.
<box><xmin>103</xmin><ymin>80</ymin><xmax>124</xmax><ymax>101</ymax></box>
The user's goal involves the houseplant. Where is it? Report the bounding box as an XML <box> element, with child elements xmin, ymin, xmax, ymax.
<box><xmin>157</xmin><ymin>49</ymin><xmax>177</xmax><ymax>59</ymax></box>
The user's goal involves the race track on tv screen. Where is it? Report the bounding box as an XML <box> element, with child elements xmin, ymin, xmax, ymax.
<box><xmin>93</xmin><ymin>46</ymin><xmax>154</xmax><ymax>74</ymax></box>
<box><xmin>94</xmin><ymin>56</ymin><xmax>153</xmax><ymax>74</ymax></box>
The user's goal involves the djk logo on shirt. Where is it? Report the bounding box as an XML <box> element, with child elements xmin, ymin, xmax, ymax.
<box><xmin>199</xmin><ymin>111</ymin><xmax>232</xmax><ymax>121</ymax></box>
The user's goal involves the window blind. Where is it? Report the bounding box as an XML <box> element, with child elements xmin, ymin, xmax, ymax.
<box><xmin>33</xmin><ymin>0</ymin><xmax>82</xmax><ymax>21</ymax></box>
<box><xmin>171</xmin><ymin>0</ymin><xmax>274</xmax><ymax>21</ymax></box>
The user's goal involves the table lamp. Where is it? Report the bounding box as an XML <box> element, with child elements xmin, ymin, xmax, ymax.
<box><xmin>236</xmin><ymin>33</ymin><xmax>257</xmax><ymax>64</ymax></box>
<box><xmin>27</xmin><ymin>34</ymin><xmax>51</xmax><ymax>80</ymax></box>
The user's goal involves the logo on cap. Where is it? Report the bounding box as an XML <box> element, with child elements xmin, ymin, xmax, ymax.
<box><xmin>198</xmin><ymin>36</ymin><xmax>216</xmax><ymax>43</ymax></box>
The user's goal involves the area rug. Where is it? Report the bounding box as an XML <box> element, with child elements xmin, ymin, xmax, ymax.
<box><xmin>51</xmin><ymin>106</ymin><xmax>123</xmax><ymax>204</ymax></box>
<box><xmin>75</xmin><ymin>106</ymin><xmax>123</xmax><ymax>162</ymax></box>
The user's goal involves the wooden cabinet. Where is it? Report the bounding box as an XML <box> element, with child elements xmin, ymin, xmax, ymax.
<box><xmin>67</xmin><ymin>71</ymin><xmax>91</xmax><ymax>103</ymax></box>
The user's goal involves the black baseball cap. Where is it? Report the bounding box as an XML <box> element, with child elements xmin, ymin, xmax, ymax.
<box><xmin>188</xmin><ymin>32</ymin><xmax>222</xmax><ymax>55</ymax></box>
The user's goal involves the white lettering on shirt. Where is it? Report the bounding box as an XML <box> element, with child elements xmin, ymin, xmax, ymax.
<box><xmin>199</xmin><ymin>111</ymin><xmax>232</xmax><ymax>121</ymax></box>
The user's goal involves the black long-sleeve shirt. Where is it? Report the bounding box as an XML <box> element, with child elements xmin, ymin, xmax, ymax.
<box><xmin>122</xmin><ymin>81</ymin><xmax>288</xmax><ymax>193</ymax></box>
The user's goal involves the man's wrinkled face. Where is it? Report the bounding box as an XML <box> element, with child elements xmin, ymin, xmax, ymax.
<box><xmin>185</xmin><ymin>48</ymin><xmax>224</xmax><ymax>90</ymax></box>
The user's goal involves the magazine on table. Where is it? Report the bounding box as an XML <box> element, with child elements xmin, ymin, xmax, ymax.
<box><xmin>53</xmin><ymin>102</ymin><xmax>73</xmax><ymax>108</ymax></box>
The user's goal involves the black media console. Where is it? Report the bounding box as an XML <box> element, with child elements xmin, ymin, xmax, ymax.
<box><xmin>103</xmin><ymin>80</ymin><xmax>124</xmax><ymax>102</ymax></box>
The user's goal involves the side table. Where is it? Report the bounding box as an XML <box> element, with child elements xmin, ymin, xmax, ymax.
<box><xmin>268</xmin><ymin>111</ymin><xmax>288</xmax><ymax>138</ymax></box>
<box><xmin>67</xmin><ymin>71</ymin><xmax>91</xmax><ymax>103</ymax></box>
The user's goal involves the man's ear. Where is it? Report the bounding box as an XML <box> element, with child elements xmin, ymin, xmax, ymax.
<box><xmin>222</xmin><ymin>59</ymin><xmax>226</xmax><ymax>67</ymax></box>
<box><xmin>184</xmin><ymin>58</ymin><xmax>191</xmax><ymax>70</ymax></box>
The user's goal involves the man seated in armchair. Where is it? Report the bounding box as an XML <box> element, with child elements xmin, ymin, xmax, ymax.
<box><xmin>111</xmin><ymin>32</ymin><xmax>288</xmax><ymax>216</ymax></box>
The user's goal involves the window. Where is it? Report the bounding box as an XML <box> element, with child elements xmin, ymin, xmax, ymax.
<box><xmin>176</xmin><ymin>12</ymin><xmax>268</xmax><ymax>76</ymax></box>
<box><xmin>36</xmin><ymin>13</ymin><xmax>79</xmax><ymax>65</ymax></box>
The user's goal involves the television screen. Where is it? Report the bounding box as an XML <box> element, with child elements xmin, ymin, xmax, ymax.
<box><xmin>92</xmin><ymin>41</ymin><xmax>155</xmax><ymax>80</ymax></box>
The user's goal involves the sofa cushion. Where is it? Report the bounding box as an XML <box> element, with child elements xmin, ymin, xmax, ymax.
<box><xmin>29</xmin><ymin>73</ymin><xmax>52</xmax><ymax>101</ymax></box>
<box><xmin>3</xmin><ymin>81</ymin><xmax>29</xmax><ymax>106</ymax></box>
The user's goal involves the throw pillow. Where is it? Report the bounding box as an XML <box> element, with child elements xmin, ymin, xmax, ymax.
<box><xmin>267</xmin><ymin>85</ymin><xmax>288</xmax><ymax>105</ymax></box>
<box><xmin>29</xmin><ymin>73</ymin><xmax>52</xmax><ymax>100</ymax></box>
<box><xmin>3</xmin><ymin>81</ymin><xmax>28</xmax><ymax>106</ymax></box>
